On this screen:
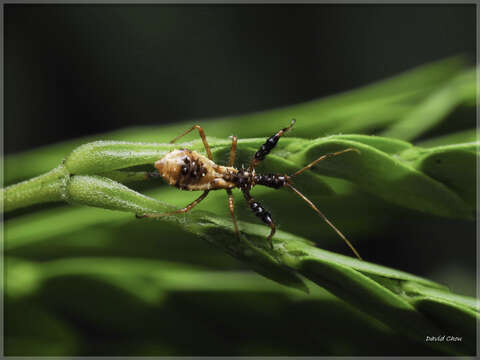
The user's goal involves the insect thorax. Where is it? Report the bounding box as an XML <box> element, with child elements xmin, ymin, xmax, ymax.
<box><xmin>231</xmin><ymin>170</ymin><xmax>254</xmax><ymax>190</ymax></box>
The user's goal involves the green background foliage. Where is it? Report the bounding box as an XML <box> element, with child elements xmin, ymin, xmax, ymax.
<box><xmin>3</xmin><ymin>58</ymin><xmax>478</xmax><ymax>356</ymax></box>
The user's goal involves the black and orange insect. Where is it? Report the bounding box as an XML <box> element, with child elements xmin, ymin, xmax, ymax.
<box><xmin>138</xmin><ymin>120</ymin><xmax>362</xmax><ymax>259</ymax></box>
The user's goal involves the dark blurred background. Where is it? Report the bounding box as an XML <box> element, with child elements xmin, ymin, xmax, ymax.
<box><xmin>5</xmin><ymin>4</ymin><xmax>476</xmax><ymax>154</ymax></box>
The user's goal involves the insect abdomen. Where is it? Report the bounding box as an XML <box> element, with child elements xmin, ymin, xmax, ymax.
<box><xmin>155</xmin><ymin>150</ymin><xmax>208</xmax><ymax>189</ymax></box>
<box><xmin>155</xmin><ymin>149</ymin><xmax>236</xmax><ymax>191</ymax></box>
<box><xmin>180</xmin><ymin>154</ymin><xmax>207</xmax><ymax>181</ymax></box>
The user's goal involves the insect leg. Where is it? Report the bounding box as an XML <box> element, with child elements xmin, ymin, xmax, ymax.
<box><xmin>242</xmin><ymin>189</ymin><xmax>275</xmax><ymax>248</ymax></box>
<box><xmin>226</xmin><ymin>189</ymin><xmax>240</xmax><ymax>238</ymax></box>
<box><xmin>249</xmin><ymin>119</ymin><xmax>295</xmax><ymax>171</ymax></box>
<box><xmin>284</xmin><ymin>183</ymin><xmax>362</xmax><ymax>260</ymax></box>
<box><xmin>169</xmin><ymin>125</ymin><xmax>213</xmax><ymax>160</ymax></box>
<box><xmin>228</xmin><ymin>135</ymin><xmax>238</xmax><ymax>167</ymax></box>
<box><xmin>291</xmin><ymin>148</ymin><xmax>360</xmax><ymax>178</ymax></box>
<box><xmin>138</xmin><ymin>190</ymin><xmax>209</xmax><ymax>218</ymax></box>
<box><xmin>146</xmin><ymin>171</ymin><xmax>161</xmax><ymax>179</ymax></box>
<box><xmin>226</xmin><ymin>135</ymin><xmax>239</xmax><ymax>237</ymax></box>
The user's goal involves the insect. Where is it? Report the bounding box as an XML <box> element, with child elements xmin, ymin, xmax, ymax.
<box><xmin>138</xmin><ymin>120</ymin><xmax>362</xmax><ymax>259</ymax></box>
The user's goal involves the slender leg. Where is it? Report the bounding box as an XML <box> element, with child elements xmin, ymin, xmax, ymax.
<box><xmin>228</xmin><ymin>135</ymin><xmax>237</xmax><ymax>167</ymax></box>
<box><xmin>138</xmin><ymin>190</ymin><xmax>209</xmax><ymax>218</ymax></box>
<box><xmin>242</xmin><ymin>189</ymin><xmax>275</xmax><ymax>249</ymax></box>
<box><xmin>146</xmin><ymin>171</ymin><xmax>161</xmax><ymax>179</ymax></box>
<box><xmin>226</xmin><ymin>189</ymin><xmax>240</xmax><ymax>238</ymax></box>
<box><xmin>226</xmin><ymin>137</ymin><xmax>240</xmax><ymax>238</ymax></box>
<box><xmin>285</xmin><ymin>183</ymin><xmax>362</xmax><ymax>260</ymax></box>
<box><xmin>249</xmin><ymin>119</ymin><xmax>295</xmax><ymax>171</ymax></box>
<box><xmin>169</xmin><ymin>125</ymin><xmax>213</xmax><ymax>160</ymax></box>
<box><xmin>291</xmin><ymin>148</ymin><xmax>360</xmax><ymax>177</ymax></box>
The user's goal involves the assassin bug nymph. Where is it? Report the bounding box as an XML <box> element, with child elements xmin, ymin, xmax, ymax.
<box><xmin>137</xmin><ymin>120</ymin><xmax>362</xmax><ymax>260</ymax></box>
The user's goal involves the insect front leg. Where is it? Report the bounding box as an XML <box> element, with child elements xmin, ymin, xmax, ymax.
<box><xmin>249</xmin><ymin>119</ymin><xmax>295</xmax><ymax>171</ymax></box>
<box><xmin>242</xmin><ymin>189</ymin><xmax>275</xmax><ymax>249</ymax></box>
<box><xmin>138</xmin><ymin>190</ymin><xmax>210</xmax><ymax>218</ymax></box>
<box><xmin>290</xmin><ymin>148</ymin><xmax>360</xmax><ymax>177</ymax></box>
<box><xmin>169</xmin><ymin>125</ymin><xmax>213</xmax><ymax>160</ymax></box>
<box><xmin>225</xmin><ymin>136</ymin><xmax>241</xmax><ymax>238</ymax></box>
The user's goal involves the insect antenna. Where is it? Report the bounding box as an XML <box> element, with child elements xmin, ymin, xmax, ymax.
<box><xmin>290</xmin><ymin>148</ymin><xmax>360</xmax><ymax>178</ymax></box>
<box><xmin>285</xmin><ymin>183</ymin><xmax>362</xmax><ymax>260</ymax></box>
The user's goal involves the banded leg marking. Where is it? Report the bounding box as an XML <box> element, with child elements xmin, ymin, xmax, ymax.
<box><xmin>249</xmin><ymin>119</ymin><xmax>295</xmax><ymax>171</ymax></box>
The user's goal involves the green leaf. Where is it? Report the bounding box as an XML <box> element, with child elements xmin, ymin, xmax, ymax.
<box><xmin>416</xmin><ymin>129</ymin><xmax>477</xmax><ymax>148</ymax></box>
<box><xmin>3</xmin><ymin>57</ymin><xmax>477</xmax><ymax>356</ymax></box>
<box><xmin>4</xmin><ymin>135</ymin><xmax>476</xmax><ymax>219</ymax></box>
<box><xmin>380</xmin><ymin>69</ymin><xmax>477</xmax><ymax>141</ymax></box>
<box><xmin>6</xmin><ymin>194</ymin><xmax>478</xmax><ymax>354</ymax></box>
<box><xmin>287</xmin><ymin>136</ymin><xmax>474</xmax><ymax>219</ymax></box>
<box><xmin>7</xmin><ymin>257</ymin><xmax>440</xmax><ymax>355</ymax></box>
<box><xmin>409</xmin><ymin>143</ymin><xmax>477</xmax><ymax>209</ymax></box>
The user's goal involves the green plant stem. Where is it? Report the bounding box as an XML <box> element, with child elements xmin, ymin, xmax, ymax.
<box><xmin>3</xmin><ymin>165</ymin><xmax>69</xmax><ymax>212</ymax></box>
<box><xmin>3</xmin><ymin>135</ymin><xmax>476</xmax><ymax>220</ymax></box>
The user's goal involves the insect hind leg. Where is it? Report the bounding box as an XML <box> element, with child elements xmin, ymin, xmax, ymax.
<box><xmin>169</xmin><ymin>125</ymin><xmax>213</xmax><ymax>160</ymax></box>
<box><xmin>285</xmin><ymin>183</ymin><xmax>362</xmax><ymax>260</ymax></box>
